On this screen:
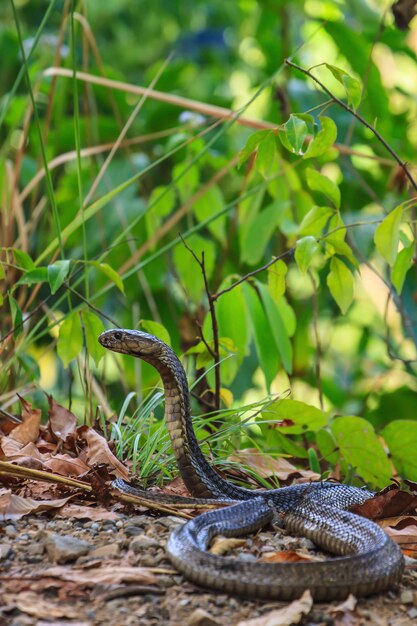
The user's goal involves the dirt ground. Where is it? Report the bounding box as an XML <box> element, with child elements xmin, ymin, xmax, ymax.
<box><xmin>1</xmin><ymin>507</ymin><xmax>417</xmax><ymax>626</ymax></box>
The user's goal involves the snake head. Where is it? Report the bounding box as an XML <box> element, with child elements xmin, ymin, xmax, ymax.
<box><xmin>98</xmin><ymin>329</ymin><xmax>165</xmax><ymax>357</ymax></box>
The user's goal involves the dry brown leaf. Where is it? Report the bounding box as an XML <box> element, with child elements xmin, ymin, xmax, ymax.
<box><xmin>42</xmin><ymin>565</ymin><xmax>157</xmax><ymax>586</ymax></box>
<box><xmin>331</xmin><ymin>594</ymin><xmax>360</xmax><ymax>626</ymax></box>
<box><xmin>44</xmin><ymin>454</ymin><xmax>90</xmax><ymax>477</ymax></box>
<box><xmin>352</xmin><ymin>488</ymin><xmax>417</xmax><ymax>520</ymax></box>
<box><xmin>48</xmin><ymin>396</ymin><xmax>78</xmax><ymax>442</ymax></box>
<box><xmin>1</xmin><ymin>435</ymin><xmax>24</xmax><ymax>456</ymax></box>
<box><xmin>261</xmin><ymin>550</ymin><xmax>316</xmax><ymax>563</ymax></box>
<box><xmin>9</xmin><ymin>397</ymin><xmax>42</xmax><ymax>445</ymax></box>
<box><xmin>383</xmin><ymin>524</ymin><xmax>417</xmax><ymax>558</ymax></box>
<box><xmin>209</xmin><ymin>537</ymin><xmax>247</xmax><ymax>555</ymax></box>
<box><xmin>56</xmin><ymin>503</ymin><xmax>120</xmax><ymax>521</ymax></box>
<box><xmin>0</xmin><ymin>488</ymin><xmax>72</xmax><ymax>520</ymax></box>
<box><xmin>379</xmin><ymin>515</ymin><xmax>417</xmax><ymax>530</ymax></box>
<box><xmin>13</xmin><ymin>591</ymin><xmax>79</xmax><ymax>619</ymax></box>
<box><xmin>81</xmin><ymin>427</ymin><xmax>128</xmax><ymax>479</ymax></box>
<box><xmin>236</xmin><ymin>590</ymin><xmax>313</xmax><ymax>626</ymax></box>
<box><xmin>230</xmin><ymin>449</ymin><xmax>320</xmax><ymax>482</ymax></box>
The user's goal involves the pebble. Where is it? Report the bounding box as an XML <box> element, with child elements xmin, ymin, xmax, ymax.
<box><xmin>90</xmin><ymin>522</ymin><xmax>100</xmax><ymax>531</ymax></box>
<box><xmin>408</xmin><ymin>608</ymin><xmax>417</xmax><ymax>619</ymax></box>
<box><xmin>88</xmin><ymin>543</ymin><xmax>120</xmax><ymax>558</ymax></box>
<box><xmin>4</xmin><ymin>525</ymin><xmax>17</xmax><ymax>537</ymax></box>
<box><xmin>130</xmin><ymin>535</ymin><xmax>160</xmax><ymax>552</ymax></box>
<box><xmin>125</xmin><ymin>525</ymin><xmax>145</xmax><ymax>537</ymax></box>
<box><xmin>0</xmin><ymin>544</ymin><xmax>12</xmax><ymax>559</ymax></box>
<box><xmin>238</xmin><ymin>553</ymin><xmax>257</xmax><ymax>562</ymax></box>
<box><xmin>40</xmin><ymin>531</ymin><xmax>92</xmax><ymax>564</ymax></box>
<box><xmin>26</xmin><ymin>543</ymin><xmax>44</xmax><ymax>556</ymax></box>
<box><xmin>187</xmin><ymin>608</ymin><xmax>221</xmax><ymax>626</ymax></box>
<box><xmin>400</xmin><ymin>590</ymin><xmax>413</xmax><ymax>604</ymax></box>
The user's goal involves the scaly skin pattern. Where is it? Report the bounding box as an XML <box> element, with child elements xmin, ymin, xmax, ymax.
<box><xmin>99</xmin><ymin>329</ymin><xmax>405</xmax><ymax>600</ymax></box>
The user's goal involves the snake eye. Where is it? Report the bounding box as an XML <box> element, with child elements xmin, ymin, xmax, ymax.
<box><xmin>114</xmin><ymin>331</ymin><xmax>122</xmax><ymax>340</ymax></box>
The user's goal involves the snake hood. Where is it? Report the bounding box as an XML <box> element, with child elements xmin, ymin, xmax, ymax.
<box><xmin>99</xmin><ymin>329</ymin><xmax>167</xmax><ymax>359</ymax></box>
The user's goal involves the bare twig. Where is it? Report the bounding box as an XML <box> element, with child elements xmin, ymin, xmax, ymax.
<box><xmin>211</xmin><ymin>248</ymin><xmax>294</xmax><ymax>302</ymax></box>
<box><xmin>179</xmin><ymin>236</ymin><xmax>221</xmax><ymax>411</ymax></box>
<box><xmin>285</xmin><ymin>59</ymin><xmax>417</xmax><ymax>193</ymax></box>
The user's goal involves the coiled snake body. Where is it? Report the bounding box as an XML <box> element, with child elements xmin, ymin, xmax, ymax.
<box><xmin>98</xmin><ymin>329</ymin><xmax>404</xmax><ymax>601</ymax></box>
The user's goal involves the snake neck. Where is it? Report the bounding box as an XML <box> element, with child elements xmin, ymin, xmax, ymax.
<box><xmin>144</xmin><ymin>347</ymin><xmax>241</xmax><ymax>499</ymax></box>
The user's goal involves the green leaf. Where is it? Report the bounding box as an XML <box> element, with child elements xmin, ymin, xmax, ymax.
<box><xmin>173</xmin><ymin>234</ymin><xmax>215</xmax><ymax>302</ymax></box>
<box><xmin>256</xmin><ymin>132</ymin><xmax>277</xmax><ymax>177</ymax></box>
<box><xmin>267</xmin><ymin>260</ymin><xmax>287</xmax><ymax>303</ymax></box>
<box><xmin>238</xmin><ymin>130</ymin><xmax>270</xmax><ymax>168</ymax></box>
<box><xmin>90</xmin><ymin>262</ymin><xmax>124</xmax><ymax>293</ymax></box>
<box><xmin>140</xmin><ymin>319</ymin><xmax>171</xmax><ymax>347</ymax></box>
<box><xmin>57</xmin><ymin>312</ymin><xmax>83</xmax><ymax>367</ymax></box>
<box><xmin>383</xmin><ymin>420</ymin><xmax>417</xmax><ymax>481</ymax></box>
<box><xmin>331</xmin><ymin>416</ymin><xmax>392</xmax><ymax>487</ymax></box>
<box><xmin>325</xmin><ymin>64</ymin><xmax>362</xmax><ymax>109</ymax></box>
<box><xmin>10</xmin><ymin>296</ymin><xmax>23</xmax><ymax>339</ymax></box>
<box><xmin>324</xmin><ymin>237</ymin><xmax>359</xmax><ymax>269</ymax></box>
<box><xmin>298</xmin><ymin>205</ymin><xmax>334</xmax><ymax>236</ymax></box>
<box><xmin>145</xmin><ymin>185</ymin><xmax>176</xmax><ymax>244</ymax></box>
<box><xmin>0</xmin><ymin>264</ymin><xmax>5</xmax><ymax>280</ymax></box>
<box><xmin>392</xmin><ymin>244</ymin><xmax>414</xmax><ymax>294</ymax></box>
<box><xmin>326</xmin><ymin>257</ymin><xmax>354</xmax><ymax>314</ymax></box>
<box><xmin>215</xmin><ymin>282</ymin><xmax>249</xmax><ymax>384</ymax></box>
<box><xmin>48</xmin><ymin>260</ymin><xmax>70</xmax><ymax>294</ymax></box>
<box><xmin>193</xmin><ymin>185</ymin><xmax>226</xmax><ymax>244</ymax></box>
<box><xmin>13</xmin><ymin>249</ymin><xmax>35</xmax><ymax>271</ymax></box>
<box><xmin>306</xmin><ymin>168</ymin><xmax>340</xmax><ymax>209</ymax></box>
<box><xmin>262</xmin><ymin>399</ymin><xmax>329</xmax><ymax>434</ymax></box>
<box><xmin>242</xmin><ymin>283</ymin><xmax>280</xmax><ymax>391</ymax></box>
<box><xmin>241</xmin><ymin>203</ymin><xmax>280</xmax><ymax>266</ymax></box>
<box><xmin>316</xmin><ymin>429</ymin><xmax>339</xmax><ymax>465</ymax></box>
<box><xmin>295</xmin><ymin>236</ymin><xmax>319</xmax><ymax>274</ymax></box>
<box><xmin>308</xmin><ymin>448</ymin><xmax>321</xmax><ymax>474</ymax></box>
<box><xmin>280</xmin><ymin>115</ymin><xmax>308</xmax><ymax>154</ymax></box>
<box><xmin>258</xmin><ymin>283</ymin><xmax>293</xmax><ymax>373</ymax></box>
<box><xmin>17</xmin><ymin>267</ymin><xmax>48</xmax><ymax>286</ymax></box>
<box><xmin>303</xmin><ymin>117</ymin><xmax>337</xmax><ymax>159</ymax></box>
<box><xmin>173</xmin><ymin>161</ymin><xmax>200</xmax><ymax>202</ymax></box>
<box><xmin>82</xmin><ymin>310</ymin><xmax>105</xmax><ymax>366</ymax></box>
<box><xmin>374</xmin><ymin>205</ymin><xmax>403</xmax><ymax>267</ymax></box>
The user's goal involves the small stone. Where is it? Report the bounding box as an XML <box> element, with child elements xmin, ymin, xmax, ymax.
<box><xmin>238</xmin><ymin>553</ymin><xmax>257</xmax><ymax>562</ymax></box>
<box><xmin>130</xmin><ymin>535</ymin><xmax>160</xmax><ymax>552</ymax></box>
<box><xmin>115</xmin><ymin>520</ymin><xmax>124</xmax><ymax>528</ymax></box>
<box><xmin>4</xmin><ymin>525</ymin><xmax>16</xmax><ymax>537</ymax></box>
<box><xmin>0</xmin><ymin>544</ymin><xmax>12</xmax><ymax>559</ymax></box>
<box><xmin>88</xmin><ymin>543</ymin><xmax>120</xmax><ymax>558</ymax></box>
<box><xmin>401</xmin><ymin>590</ymin><xmax>414</xmax><ymax>604</ymax></box>
<box><xmin>41</xmin><ymin>531</ymin><xmax>92</xmax><ymax>564</ymax></box>
<box><xmin>129</xmin><ymin>515</ymin><xmax>149</xmax><ymax>526</ymax></box>
<box><xmin>90</xmin><ymin>522</ymin><xmax>100</xmax><ymax>531</ymax></box>
<box><xmin>125</xmin><ymin>525</ymin><xmax>145</xmax><ymax>537</ymax></box>
<box><xmin>408</xmin><ymin>608</ymin><xmax>417</xmax><ymax>619</ymax></box>
<box><xmin>26</xmin><ymin>543</ymin><xmax>44</xmax><ymax>556</ymax></box>
<box><xmin>187</xmin><ymin>608</ymin><xmax>221</xmax><ymax>626</ymax></box>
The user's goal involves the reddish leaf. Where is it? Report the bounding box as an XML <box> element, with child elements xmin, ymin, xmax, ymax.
<box><xmin>261</xmin><ymin>550</ymin><xmax>316</xmax><ymax>563</ymax></box>
<box><xmin>8</xmin><ymin>398</ymin><xmax>41</xmax><ymax>445</ymax></box>
<box><xmin>229</xmin><ymin>449</ymin><xmax>320</xmax><ymax>482</ymax></box>
<box><xmin>43</xmin><ymin>454</ymin><xmax>90</xmax><ymax>477</ymax></box>
<box><xmin>352</xmin><ymin>488</ymin><xmax>417</xmax><ymax>519</ymax></box>
<box><xmin>81</xmin><ymin>427</ymin><xmax>128</xmax><ymax>479</ymax></box>
<box><xmin>48</xmin><ymin>396</ymin><xmax>78</xmax><ymax>442</ymax></box>
<box><xmin>0</xmin><ymin>488</ymin><xmax>72</xmax><ymax>520</ymax></box>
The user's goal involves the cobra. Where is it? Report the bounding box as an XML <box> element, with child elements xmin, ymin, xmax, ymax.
<box><xmin>98</xmin><ymin>329</ymin><xmax>404</xmax><ymax>601</ymax></box>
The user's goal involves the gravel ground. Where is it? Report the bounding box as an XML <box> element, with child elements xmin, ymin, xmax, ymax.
<box><xmin>1</xmin><ymin>511</ymin><xmax>417</xmax><ymax>626</ymax></box>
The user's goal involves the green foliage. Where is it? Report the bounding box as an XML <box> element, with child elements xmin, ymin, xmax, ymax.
<box><xmin>1</xmin><ymin>0</ymin><xmax>417</xmax><ymax>489</ymax></box>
